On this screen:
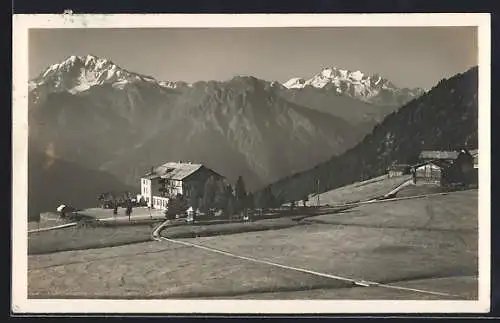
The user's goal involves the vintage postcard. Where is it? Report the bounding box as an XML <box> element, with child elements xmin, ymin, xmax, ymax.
<box><xmin>12</xmin><ymin>13</ymin><xmax>491</xmax><ymax>314</ymax></box>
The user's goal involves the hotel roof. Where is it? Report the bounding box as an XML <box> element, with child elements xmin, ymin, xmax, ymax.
<box><xmin>143</xmin><ymin>162</ymin><xmax>204</xmax><ymax>181</ymax></box>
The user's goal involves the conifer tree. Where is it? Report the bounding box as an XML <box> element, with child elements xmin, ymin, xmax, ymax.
<box><xmin>235</xmin><ymin>175</ymin><xmax>247</xmax><ymax>211</ymax></box>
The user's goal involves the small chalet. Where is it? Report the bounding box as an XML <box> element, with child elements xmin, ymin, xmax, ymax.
<box><xmin>469</xmin><ymin>149</ymin><xmax>479</xmax><ymax>169</ymax></box>
<box><xmin>140</xmin><ymin>162</ymin><xmax>224</xmax><ymax>210</ymax></box>
<box><xmin>414</xmin><ymin>149</ymin><xmax>477</xmax><ymax>186</ymax></box>
<box><xmin>413</xmin><ymin>160</ymin><xmax>448</xmax><ymax>184</ymax></box>
<box><xmin>387</xmin><ymin>164</ymin><xmax>411</xmax><ymax>178</ymax></box>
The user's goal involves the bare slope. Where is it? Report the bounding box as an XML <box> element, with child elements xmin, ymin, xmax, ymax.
<box><xmin>311</xmin><ymin>174</ymin><xmax>411</xmax><ymax>205</ymax></box>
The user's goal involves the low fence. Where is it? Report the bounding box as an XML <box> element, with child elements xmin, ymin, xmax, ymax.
<box><xmin>415</xmin><ymin>176</ymin><xmax>441</xmax><ymax>184</ymax></box>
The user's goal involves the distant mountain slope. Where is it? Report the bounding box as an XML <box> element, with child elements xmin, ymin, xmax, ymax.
<box><xmin>29</xmin><ymin>55</ymin><xmax>370</xmax><ymax>191</ymax></box>
<box><xmin>276</xmin><ymin>86</ymin><xmax>397</xmax><ymax>127</ymax></box>
<box><xmin>264</xmin><ymin>66</ymin><xmax>478</xmax><ymax>202</ymax></box>
<box><xmin>100</xmin><ymin>76</ymin><xmax>365</xmax><ymax>189</ymax></box>
<box><xmin>29</xmin><ymin>80</ymin><xmax>181</xmax><ymax>170</ymax></box>
<box><xmin>28</xmin><ymin>147</ymin><xmax>137</xmax><ymax>220</ymax></box>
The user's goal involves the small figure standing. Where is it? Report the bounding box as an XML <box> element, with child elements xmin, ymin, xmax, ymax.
<box><xmin>411</xmin><ymin>167</ymin><xmax>417</xmax><ymax>184</ymax></box>
<box><xmin>125</xmin><ymin>203</ymin><xmax>133</xmax><ymax>221</ymax></box>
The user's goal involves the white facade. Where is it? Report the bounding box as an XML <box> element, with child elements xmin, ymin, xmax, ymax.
<box><xmin>140</xmin><ymin>177</ymin><xmax>169</xmax><ymax>210</ymax></box>
<box><xmin>162</xmin><ymin>179</ymin><xmax>184</xmax><ymax>197</ymax></box>
<box><xmin>140</xmin><ymin>178</ymin><xmax>151</xmax><ymax>205</ymax></box>
<box><xmin>140</xmin><ymin>177</ymin><xmax>187</xmax><ymax>211</ymax></box>
<box><xmin>472</xmin><ymin>153</ymin><xmax>479</xmax><ymax>169</ymax></box>
<box><xmin>415</xmin><ymin>162</ymin><xmax>442</xmax><ymax>184</ymax></box>
<box><xmin>139</xmin><ymin>162</ymin><xmax>223</xmax><ymax>211</ymax></box>
<box><xmin>152</xmin><ymin>196</ymin><xmax>169</xmax><ymax>210</ymax></box>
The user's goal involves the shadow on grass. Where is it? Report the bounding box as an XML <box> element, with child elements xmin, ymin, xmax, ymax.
<box><xmin>302</xmin><ymin>217</ymin><xmax>478</xmax><ymax>234</ymax></box>
<box><xmin>28</xmin><ymin>222</ymin><xmax>158</xmax><ymax>255</ymax></box>
<box><xmin>28</xmin><ymin>271</ymin><xmax>476</xmax><ymax>300</ymax></box>
<box><xmin>161</xmin><ymin>220</ymin><xmax>308</xmax><ymax>240</ymax></box>
<box><xmin>28</xmin><ymin>237</ymin><xmax>154</xmax><ymax>256</ymax></box>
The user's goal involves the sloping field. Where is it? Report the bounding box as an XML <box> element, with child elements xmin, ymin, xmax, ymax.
<box><xmin>395</xmin><ymin>183</ymin><xmax>447</xmax><ymax>198</ymax></box>
<box><xmin>28</xmin><ymin>223</ymin><xmax>158</xmax><ymax>255</ymax></box>
<box><xmin>313</xmin><ymin>175</ymin><xmax>412</xmax><ymax>205</ymax></box>
<box><xmin>28</xmin><ymin>212</ymin><xmax>70</xmax><ymax>231</ymax></box>
<box><xmin>307</xmin><ymin>189</ymin><xmax>477</xmax><ymax>232</ymax></box>
<box><xmin>28</xmin><ymin>240</ymin><xmax>355</xmax><ymax>299</ymax></box>
<box><xmin>28</xmin><ymin>189</ymin><xmax>478</xmax><ymax>300</ymax></box>
<box><xmin>209</xmin><ymin>276</ymin><xmax>478</xmax><ymax>300</ymax></box>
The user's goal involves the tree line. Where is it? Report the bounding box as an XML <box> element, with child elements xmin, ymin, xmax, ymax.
<box><xmin>165</xmin><ymin>175</ymin><xmax>287</xmax><ymax>220</ymax></box>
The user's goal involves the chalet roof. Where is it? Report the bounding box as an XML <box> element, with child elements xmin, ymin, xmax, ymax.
<box><xmin>419</xmin><ymin>150</ymin><xmax>459</xmax><ymax>160</ymax></box>
<box><xmin>412</xmin><ymin>159</ymin><xmax>451</xmax><ymax>169</ymax></box>
<box><xmin>143</xmin><ymin>162</ymin><xmax>204</xmax><ymax>181</ymax></box>
<box><xmin>469</xmin><ymin>149</ymin><xmax>479</xmax><ymax>156</ymax></box>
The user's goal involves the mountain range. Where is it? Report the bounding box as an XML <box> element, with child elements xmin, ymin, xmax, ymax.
<box><xmin>28</xmin><ymin>54</ymin><xmax>428</xmax><ymax>214</ymax></box>
<box><xmin>282</xmin><ymin>67</ymin><xmax>424</xmax><ymax>107</ymax></box>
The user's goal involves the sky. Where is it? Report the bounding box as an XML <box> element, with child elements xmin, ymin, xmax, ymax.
<box><xmin>29</xmin><ymin>27</ymin><xmax>477</xmax><ymax>90</ymax></box>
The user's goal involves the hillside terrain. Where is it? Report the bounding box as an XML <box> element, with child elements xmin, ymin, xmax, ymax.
<box><xmin>28</xmin><ymin>189</ymin><xmax>477</xmax><ymax>300</ymax></box>
<box><xmin>28</xmin><ymin>147</ymin><xmax>135</xmax><ymax>220</ymax></box>
<box><xmin>263</xmin><ymin>66</ymin><xmax>478</xmax><ymax>202</ymax></box>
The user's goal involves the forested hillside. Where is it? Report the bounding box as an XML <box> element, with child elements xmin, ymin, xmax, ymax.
<box><xmin>262</xmin><ymin>66</ymin><xmax>478</xmax><ymax>202</ymax></box>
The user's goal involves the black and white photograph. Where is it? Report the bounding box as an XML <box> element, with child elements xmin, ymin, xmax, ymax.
<box><xmin>12</xmin><ymin>13</ymin><xmax>491</xmax><ymax>314</ymax></box>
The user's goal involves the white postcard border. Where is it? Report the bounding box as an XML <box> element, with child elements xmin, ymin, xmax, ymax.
<box><xmin>12</xmin><ymin>13</ymin><xmax>491</xmax><ymax>314</ymax></box>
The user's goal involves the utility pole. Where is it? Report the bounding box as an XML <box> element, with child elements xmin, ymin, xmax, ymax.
<box><xmin>316</xmin><ymin>178</ymin><xmax>320</xmax><ymax>207</ymax></box>
<box><xmin>149</xmin><ymin>165</ymin><xmax>154</xmax><ymax>219</ymax></box>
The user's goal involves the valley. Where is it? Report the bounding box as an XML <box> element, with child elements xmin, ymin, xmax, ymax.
<box><xmin>28</xmin><ymin>55</ymin><xmax>425</xmax><ymax>216</ymax></box>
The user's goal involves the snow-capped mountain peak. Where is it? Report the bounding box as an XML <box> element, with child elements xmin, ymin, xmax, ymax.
<box><xmin>158</xmin><ymin>80</ymin><xmax>192</xmax><ymax>89</ymax></box>
<box><xmin>283</xmin><ymin>77</ymin><xmax>307</xmax><ymax>89</ymax></box>
<box><xmin>282</xmin><ymin>66</ymin><xmax>425</xmax><ymax>106</ymax></box>
<box><xmin>29</xmin><ymin>54</ymin><xmax>187</xmax><ymax>94</ymax></box>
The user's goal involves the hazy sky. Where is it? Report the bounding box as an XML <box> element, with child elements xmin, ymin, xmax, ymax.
<box><xmin>29</xmin><ymin>27</ymin><xmax>477</xmax><ymax>90</ymax></box>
